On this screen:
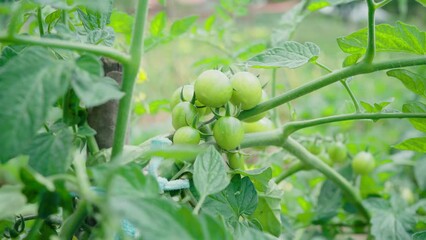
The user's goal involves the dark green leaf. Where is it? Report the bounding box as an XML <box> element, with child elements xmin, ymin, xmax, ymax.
<box><xmin>150</xmin><ymin>11</ymin><xmax>167</xmax><ymax>37</ymax></box>
<box><xmin>27</xmin><ymin>127</ymin><xmax>73</xmax><ymax>176</ymax></box>
<box><xmin>234</xmin><ymin>224</ymin><xmax>278</xmax><ymax>240</ymax></box>
<box><xmin>194</xmin><ymin>146</ymin><xmax>230</xmax><ymax>197</ymax></box>
<box><xmin>247</xmin><ymin>41</ymin><xmax>320</xmax><ymax>69</ymax></box>
<box><xmin>413</xmin><ymin>231</ymin><xmax>426</xmax><ymax>240</ymax></box>
<box><xmin>0</xmin><ymin>186</ymin><xmax>27</xmax><ymax>219</ymax></box>
<box><xmin>170</xmin><ymin>16</ymin><xmax>198</xmax><ymax>36</ymax></box>
<box><xmin>204</xmin><ymin>175</ymin><xmax>258</xmax><ymax>221</ymax></box>
<box><xmin>235</xmin><ymin>167</ymin><xmax>272</xmax><ymax>192</ymax></box>
<box><xmin>338</xmin><ymin>22</ymin><xmax>426</xmax><ymax>55</ymax></box>
<box><xmin>414</xmin><ymin>159</ymin><xmax>426</xmax><ymax>191</ymax></box>
<box><xmin>76</xmin><ymin>54</ymin><xmax>103</xmax><ymax>76</ymax></box>
<box><xmin>402</xmin><ymin>102</ymin><xmax>426</xmax><ymax>132</ymax></box>
<box><xmin>313</xmin><ymin>180</ymin><xmax>342</xmax><ymax>223</ymax></box>
<box><xmin>387</xmin><ymin>69</ymin><xmax>426</xmax><ymax>97</ymax></box>
<box><xmin>393</xmin><ymin>137</ymin><xmax>426</xmax><ymax>153</ymax></box>
<box><xmin>0</xmin><ymin>47</ymin><xmax>71</xmax><ymax>162</ymax></box>
<box><xmin>416</xmin><ymin>0</ymin><xmax>426</xmax><ymax>7</ymax></box>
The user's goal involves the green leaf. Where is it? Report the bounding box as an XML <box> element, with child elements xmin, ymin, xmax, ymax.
<box><xmin>234</xmin><ymin>224</ymin><xmax>278</xmax><ymax>240</ymax></box>
<box><xmin>252</xmin><ymin>181</ymin><xmax>282</xmax><ymax>237</ymax></box>
<box><xmin>387</xmin><ymin>69</ymin><xmax>426</xmax><ymax>97</ymax></box>
<box><xmin>416</xmin><ymin>0</ymin><xmax>426</xmax><ymax>7</ymax></box>
<box><xmin>360</xmin><ymin>99</ymin><xmax>393</xmax><ymax>113</ymax></box>
<box><xmin>271</xmin><ymin>2</ymin><xmax>308</xmax><ymax>45</ymax></box>
<box><xmin>108</xmin><ymin>10</ymin><xmax>134</xmax><ymax>44</ymax></box>
<box><xmin>413</xmin><ymin>231</ymin><xmax>426</xmax><ymax>240</ymax></box>
<box><xmin>150</xmin><ymin>11</ymin><xmax>167</xmax><ymax>37</ymax></box>
<box><xmin>338</xmin><ymin>22</ymin><xmax>426</xmax><ymax>55</ymax></box>
<box><xmin>170</xmin><ymin>16</ymin><xmax>198</xmax><ymax>36</ymax></box>
<box><xmin>393</xmin><ymin>137</ymin><xmax>426</xmax><ymax>153</ymax></box>
<box><xmin>0</xmin><ymin>47</ymin><xmax>71</xmax><ymax>163</ymax></box>
<box><xmin>27</xmin><ymin>127</ymin><xmax>73</xmax><ymax>176</ymax></box>
<box><xmin>87</xmin><ymin>27</ymin><xmax>115</xmax><ymax>46</ymax></box>
<box><xmin>342</xmin><ymin>54</ymin><xmax>362</xmax><ymax>67</ymax></box>
<box><xmin>193</xmin><ymin>146</ymin><xmax>230</xmax><ymax>197</ymax></box>
<box><xmin>33</xmin><ymin>0</ymin><xmax>111</xmax><ymax>12</ymax></box>
<box><xmin>235</xmin><ymin>43</ymin><xmax>267</xmax><ymax>61</ymax></box>
<box><xmin>402</xmin><ymin>102</ymin><xmax>426</xmax><ymax>132</ymax></box>
<box><xmin>204</xmin><ymin>15</ymin><xmax>215</xmax><ymax>32</ymax></box>
<box><xmin>204</xmin><ymin>175</ymin><xmax>258</xmax><ymax>221</ymax></box>
<box><xmin>235</xmin><ymin>167</ymin><xmax>272</xmax><ymax>192</ymax></box>
<box><xmin>313</xmin><ymin>180</ymin><xmax>342</xmax><ymax>223</ymax></box>
<box><xmin>0</xmin><ymin>186</ymin><xmax>27</xmax><ymax>219</ymax></box>
<box><xmin>414</xmin><ymin>159</ymin><xmax>426</xmax><ymax>191</ymax></box>
<box><xmin>307</xmin><ymin>0</ymin><xmax>355</xmax><ymax>11</ymax></box>
<box><xmin>247</xmin><ymin>41</ymin><xmax>320</xmax><ymax>69</ymax></box>
<box><xmin>72</xmin><ymin>55</ymin><xmax>124</xmax><ymax>107</ymax></box>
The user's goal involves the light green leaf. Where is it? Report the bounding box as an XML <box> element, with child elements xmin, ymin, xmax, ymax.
<box><xmin>150</xmin><ymin>11</ymin><xmax>167</xmax><ymax>37</ymax></box>
<box><xmin>402</xmin><ymin>102</ymin><xmax>426</xmax><ymax>132</ymax></box>
<box><xmin>271</xmin><ymin>2</ymin><xmax>307</xmax><ymax>45</ymax></box>
<box><xmin>414</xmin><ymin>159</ymin><xmax>426</xmax><ymax>191</ymax></box>
<box><xmin>416</xmin><ymin>0</ymin><xmax>426</xmax><ymax>7</ymax></box>
<box><xmin>342</xmin><ymin>54</ymin><xmax>362</xmax><ymax>67</ymax></box>
<box><xmin>387</xmin><ymin>69</ymin><xmax>426</xmax><ymax>97</ymax></box>
<box><xmin>338</xmin><ymin>22</ymin><xmax>426</xmax><ymax>55</ymax></box>
<box><xmin>393</xmin><ymin>137</ymin><xmax>426</xmax><ymax>153</ymax></box>
<box><xmin>235</xmin><ymin>167</ymin><xmax>272</xmax><ymax>192</ymax></box>
<box><xmin>109</xmin><ymin>10</ymin><xmax>134</xmax><ymax>44</ymax></box>
<box><xmin>194</xmin><ymin>146</ymin><xmax>229</xmax><ymax>197</ymax></box>
<box><xmin>204</xmin><ymin>15</ymin><xmax>215</xmax><ymax>32</ymax></box>
<box><xmin>247</xmin><ymin>41</ymin><xmax>320</xmax><ymax>69</ymax></box>
<box><xmin>87</xmin><ymin>27</ymin><xmax>115</xmax><ymax>47</ymax></box>
<box><xmin>27</xmin><ymin>127</ymin><xmax>73</xmax><ymax>176</ymax></box>
<box><xmin>235</xmin><ymin>43</ymin><xmax>267</xmax><ymax>61</ymax></box>
<box><xmin>0</xmin><ymin>186</ymin><xmax>27</xmax><ymax>219</ymax></box>
<box><xmin>170</xmin><ymin>16</ymin><xmax>198</xmax><ymax>36</ymax></box>
<box><xmin>360</xmin><ymin>99</ymin><xmax>393</xmax><ymax>113</ymax></box>
<box><xmin>307</xmin><ymin>0</ymin><xmax>356</xmax><ymax>11</ymax></box>
<box><xmin>0</xmin><ymin>47</ymin><xmax>71</xmax><ymax>163</ymax></box>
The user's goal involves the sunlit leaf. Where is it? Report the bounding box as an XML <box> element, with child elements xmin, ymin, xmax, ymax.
<box><xmin>393</xmin><ymin>137</ymin><xmax>426</xmax><ymax>153</ymax></box>
<box><xmin>170</xmin><ymin>16</ymin><xmax>198</xmax><ymax>36</ymax></box>
<box><xmin>402</xmin><ymin>102</ymin><xmax>426</xmax><ymax>132</ymax></box>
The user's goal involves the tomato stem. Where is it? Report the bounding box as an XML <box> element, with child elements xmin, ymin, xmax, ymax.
<box><xmin>274</xmin><ymin>162</ymin><xmax>306</xmax><ymax>184</ymax></box>
<box><xmin>362</xmin><ymin>0</ymin><xmax>376</xmax><ymax>64</ymax></box>
<box><xmin>37</xmin><ymin>7</ymin><xmax>44</xmax><ymax>37</ymax></box>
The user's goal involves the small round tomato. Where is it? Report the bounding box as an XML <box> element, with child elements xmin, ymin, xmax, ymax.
<box><xmin>307</xmin><ymin>142</ymin><xmax>323</xmax><ymax>155</ymax></box>
<box><xmin>327</xmin><ymin>142</ymin><xmax>347</xmax><ymax>163</ymax></box>
<box><xmin>213</xmin><ymin>116</ymin><xmax>244</xmax><ymax>150</ymax></box>
<box><xmin>171</xmin><ymin>102</ymin><xmax>198</xmax><ymax>129</ymax></box>
<box><xmin>230</xmin><ymin>72</ymin><xmax>262</xmax><ymax>110</ymax></box>
<box><xmin>318</xmin><ymin>152</ymin><xmax>332</xmax><ymax>166</ymax></box>
<box><xmin>242</xmin><ymin>90</ymin><xmax>268</xmax><ymax>122</ymax></box>
<box><xmin>243</xmin><ymin>118</ymin><xmax>274</xmax><ymax>133</ymax></box>
<box><xmin>173</xmin><ymin>126</ymin><xmax>200</xmax><ymax>144</ymax></box>
<box><xmin>227</xmin><ymin>152</ymin><xmax>245</xmax><ymax>170</ymax></box>
<box><xmin>352</xmin><ymin>151</ymin><xmax>375</xmax><ymax>175</ymax></box>
<box><xmin>170</xmin><ymin>85</ymin><xmax>194</xmax><ymax>109</ymax></box>
<box><xmin>194</xmin><ymin>70</ymin><xmax>232</xmax><ymax>108</ymax></box>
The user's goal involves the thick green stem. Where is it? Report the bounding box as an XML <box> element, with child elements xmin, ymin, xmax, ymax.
<box><xmin>274</xmin><ymin>162</ymin><xmax>306</xmax><ymax>184</ymax></box>
<box><xmin>86</xmin><ymin>136</ymin><xmax>100</xmax><ymax>155</ymax></box>
<box><xmin>111</xmin><ymin>0</ymin><xmax>149</xmax><ymax>160</ymax></box>
<box><xmin>0</xmin><ymin>35</ymin><xmax>130</xmax><ymax>63</ymax></box>
<box><xmin>25</xmin><ymin>218</ymin><xmax>43</xmax><ymax>240</ymax></box>
<box><xmin>363</xmin><ymin>0</ymin><xmax>376</xmax><ymax>63</ymax></box>
<box><xmin>59</xmin><ymin>200</ymin><xmax>89</xmax><ymax>240</ymax></box>
<box><xmin>37</xmin><ymin>7</ymin><xmax>44</xmax><ymax>36</ymax></box>
<box><xmin>238</xmin><ymin>57</ymin><xmax>426</xmax><ymax>120</ymax></box>
<box><xmin>282</xmin><ymin>137</ymin><xmax>370</xmax><ymax>220</ymax></box>
<box><xmin>193</xmin><ymin>195</ymin><xmax>206</xmax><ymax>215</ymax></box>
<box><xmin>240</xmin><ymin>129</ymin><xmax>285</xmax><ymax>148</ymax></box>
<box><xmin>271</xmin><ymin>68</ymin><xmax>280</xmax><ymax>127</ymax></box>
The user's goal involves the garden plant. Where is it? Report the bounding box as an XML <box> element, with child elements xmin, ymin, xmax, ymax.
<box><xmin>1</xmin><ymin>0</ymin><xmax>426</xmax><ymax>239</ymax></box>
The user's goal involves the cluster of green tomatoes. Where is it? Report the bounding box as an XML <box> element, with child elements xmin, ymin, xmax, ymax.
<box><xmin>170</xmin><ymin>69</ymin><xmax>273</xmax><ymax>169</ymax></box>
<box><xmin>307</xmin><ymin>139</ymin><xmax>376</xmax><ymax>175</ymax></box>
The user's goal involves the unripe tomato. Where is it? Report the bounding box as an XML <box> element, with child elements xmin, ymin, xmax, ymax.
<box><xmin>327</xmin><ymin>142</ymin><xmax>347</xmax><ymax>163</ymax></box>
<box><xmin>170</xmin><ymin>85</ymin><xmax>206</xmax><ymax>115</ymax></box>
<box><xmin>318</xmin><ymin>152</ymin><xmax>332</xmax><ymax>166</ymax></box>
<box><xmin>307</xmin><ymin>142</ymin><xmax>323</xmax><ymax>155</ymax></box>
<box><xmin>243</xmin><ymin>90</ymin><xmax>268</xmax><ymax>122</ymax></box>
<box><xmin>352</xmin><ymin>151</ymin><xmax>375</xmax><ymax>175</ymax></box>
<box><xmin>230</xmin><ymin>72</ymin><xmax>262</xmax><ymax>110</ymax></box>
<box><xmin>173</xmin><ymin>126</ymin><xmax>200</xmax><ymax>144</ymax></box>
<box><xmin>171</xmin><ymin>102</ymin><xmax>197</xmax><ymax>129</ymax></box>
<box><xmin>194</xmin><ymin>70</ymin><xmax>232</xmax><ymax>108</ymax></box>
<box><xmin>243</xmin><ymin>118</ymin><xmax>274</xmax><ymax>133</ymax></box>
<box><xmin>401</xmin><ymin>188</ymin><xmax>415</xmax><ymax>205</ymax></box>
<box><xmin>227</xmin><ymin>152</ymin><xmax>245</xmax><ymax>170</ymax></box>
<box><xmin>213</xmin><ymin>116</ymin><xmax>244</xmax><ymax>150</ymax></box>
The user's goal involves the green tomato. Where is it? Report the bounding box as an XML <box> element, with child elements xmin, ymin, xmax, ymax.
<box><xmin>307</xmin><ymin>142</ymin><xmax>323</xmax><ymax>155</ymax></box>
<box><xmin>230</xmin><ymin>72</ymin><xmax>262</xmax><ymax>110</ymax></box>
<box><xmin>318</xmin><ymin>152</ymin><xmax>333</xmax><ymax>166</ymax></box>
<box><xmin>213</xmin><ymin>116</ymin><xmax>244</xmax><ymax>150</ymax></box>
<box><xmin>170</xmin><ymin>85</ymin><xmax>206</xmax><ymax>115</ymax></box>
<box><xmin>243</xmin><ymin>118</ymin><xmax>274</xmax><ymax>133</ymax></box>
<box><xmin>227</xmin><ymin>152</ymin><xmax>245</xmax><ymax>170</ymax></box>
<box><xmin>171</xmin><ymin>102</ymin><xmax>197</xmax><ymax>129</ymax></box>
<box><xmin>173</xmin><ymin>126</ymin><xmax>200</xmax><ymax>144</ymax></box>
<box><xmin>352</xmin><ymin>151</ymin><xmax>375</xmax><ymax>175</ymax></box>
<box><xmin>327</xmin><ymin>142</ymin><xmax>347</xmax><ymax>163</ymax></box>
<box><xmin>194</xmin><ymin>70</ymin><xmax>232</xmax><ymax>108</ymax></box>
<box><xmin>243</xmin><ymin>90</ymin><xmax>268</xmax><ymax>122</ymax></box>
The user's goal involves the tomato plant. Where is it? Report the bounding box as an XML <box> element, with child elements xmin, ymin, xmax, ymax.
<box><xmin>1</xmin><ymin>0</ymin><xmax>426</xmax><ymax>239</ymax></box>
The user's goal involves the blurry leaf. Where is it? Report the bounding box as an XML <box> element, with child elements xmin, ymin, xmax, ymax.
<box><xmin>134</xmin><ymin>99</ymin><xmax>170</xmax><ymax>115</ymax></box>
<box><xmin>109</xmin><ymin>10</ymin><xmax>134</xmax><ymax>44</ymax></box>
<box><xmin>360</xmin><ymin>99</ymin><xmax>393</xmax><ymax>113</ymax></box>
<box><xmin>414</xmin><ymin>159</ymin><xmax>426</xmax><ymax>190</ymax></box>
<box><xmin>76</xmin><ymin>54</ymin><xmax>103</xmax><ymax>76</ymax></box>
<box><xmin>413</xmin><ymin>231</ymin><xmax>426</xmax><ymax>240</ymax></box>
<box><xmin>170</xmin><ymin>16</ymin><xmax>198</xmax><ymax>36</ymax></box>
<box><xmin>360</xmin><ymin>101</ymin><xmax>375</xmax><ymax>113</ymax></box>
<box><xmin>72</xmin><ymin>55</ymin><xmax>124</xmax><ymax>107</ymax></box>
<box><xmin>194</xmin><ymin>146</ymin><xmax>230</xmax><ymax>198</ymax></box>
<box><xmin>33</xmin><ymin>0</ymin><xmax>111</xmax><ymax>12</ymax></box>
<box><xmin>20</xmin><ymin>167</ymin><xmax>56</xmax><ymax>203</ymax></box>
<box><xmin>416</xmin><ymin>0</ymin><xmax>426</xmax><ymax>7</ymax></box>
<box><xmin>0</xmin><ymin>186</ymin><xmax>26</xmax><ymax>219</ymax></box>
<box><xmin>204</xmin><ymin>175</ymin><xmax>258</xmax><ymax>221</ymax></box>
<box><xmin>0</xmin><ymin>45</ymin><xmax>26</xmax><ymax>67</ymax></box>
<box><xmin>193</xmin><ymin>57</ymin><xmax>232</xmax><ymax>69</ymax></box>
<box><xmin>38</xmin><ymin>191</ymin><xmax>61</xmax><ymax>218</ymax></box>
<box><xmin>247</xmin><ymin>42</ymin><xmax>320</xmax><ymax>69</ymax></box>
<box><xmin>0</xmin><ymin>47</ymin><xmax>71</xmax><ymax>163</ymax></box>
<box><xmin>235</xmin><ymin>167</ymin><xmax>272</xmax><ymax>192</ymax></box>
<box><xmin>235</xmin><ymin>43</ymin><xmax>267</xmax><ymax>61</ymax></box>
<box><xmin>393</xmin><ymin>137</ymin><xmax>426</xmax><ymax>153</ymax></box>
<box><xmin>234</xmin><ymin>224</ymin><xmax>278</xmax><ymax>240</ymax></box>
<box><xmin>252</xmin><ymin>181</ymin><xmax>282</xmax><ymax>237</ymax></box>
<box><xmin>204</xmin><ymin>15</ymin><xmax>216</xmax><ymax>32</ymax></box>
<box><xmin>342</xmin><ymin>54</ymin><xmax>362</xmax><ymax>67</ymax></box>
<box><xmin>387</xmin><ymin>69</ymin><xmax>426</xmax><ymax>97</ymax></box>
<box><xmin>27</xmin><ymin>127</ymin><xmax>73</xmax><ymax>176</ymax></box>
<box><xmin>271</xmin><ymin>2</ymin><xmax>307</xmax><ymax>45</ymax></box>
<box><xmin>338</xmin><ymin>22</ymin><xmax>426</xmax><ymax>55</ymax></box>
<box><xmin>150</xmin><ymin>11</ymin><xmax>166</xmax><ymax>37</ymax></box>
<box><xmin>313</xmin><ymin>180</ymin><xmax>342</xmax><ymax>223</ymax></box>
<box><xmin>402</xmin><ymin>102</ymin><xmax>426</xmax><ymax>132</ymax></box>
<box><xmin>158</xmin><ymin>0</ymin><xmax>166</xmax><ymax>6</ymax></box>
<box><xmin>307</xmin><ymin>0</ymin><xmax>356</xmax><ymax>11</ymax></box>
<box><xmin>359</xmin><ymin>175</ymin><xmax>382</xmax><ymax>198</ymax></box>
<box><xmin>87</xmin><ymin>27</ymin><xmax>115</xmax><ymax>46</ymax></box>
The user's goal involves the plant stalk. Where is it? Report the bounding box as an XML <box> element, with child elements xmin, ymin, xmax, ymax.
<box><xmin>59</xmin><ymin>200</ymin><xmax>89</xmax><ymax>240</ymax></box>
<box><xmin>363</xmin><ymin>0</ymin><xmax>376</xmax><ymax>63</ymax></box>
<box><xmin>274</xmin><ymin>162</ymin><xmax>306</xmax><ymax>184</ymax></box>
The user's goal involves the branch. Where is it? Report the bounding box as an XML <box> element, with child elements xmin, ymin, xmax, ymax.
<box><xmin>0</xmin><ymin>35</ymin><xmax>130</xmax><ymax>64</ymax></box>
<box><xmin>238</xmin><ymin>57</ymin><xmax>426</xmax><ymax>120</ymax></box>
<box><xmin>362</xmin><ymin>0</ymin><xmax>377</xmax><ymax>63</ymax></box>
